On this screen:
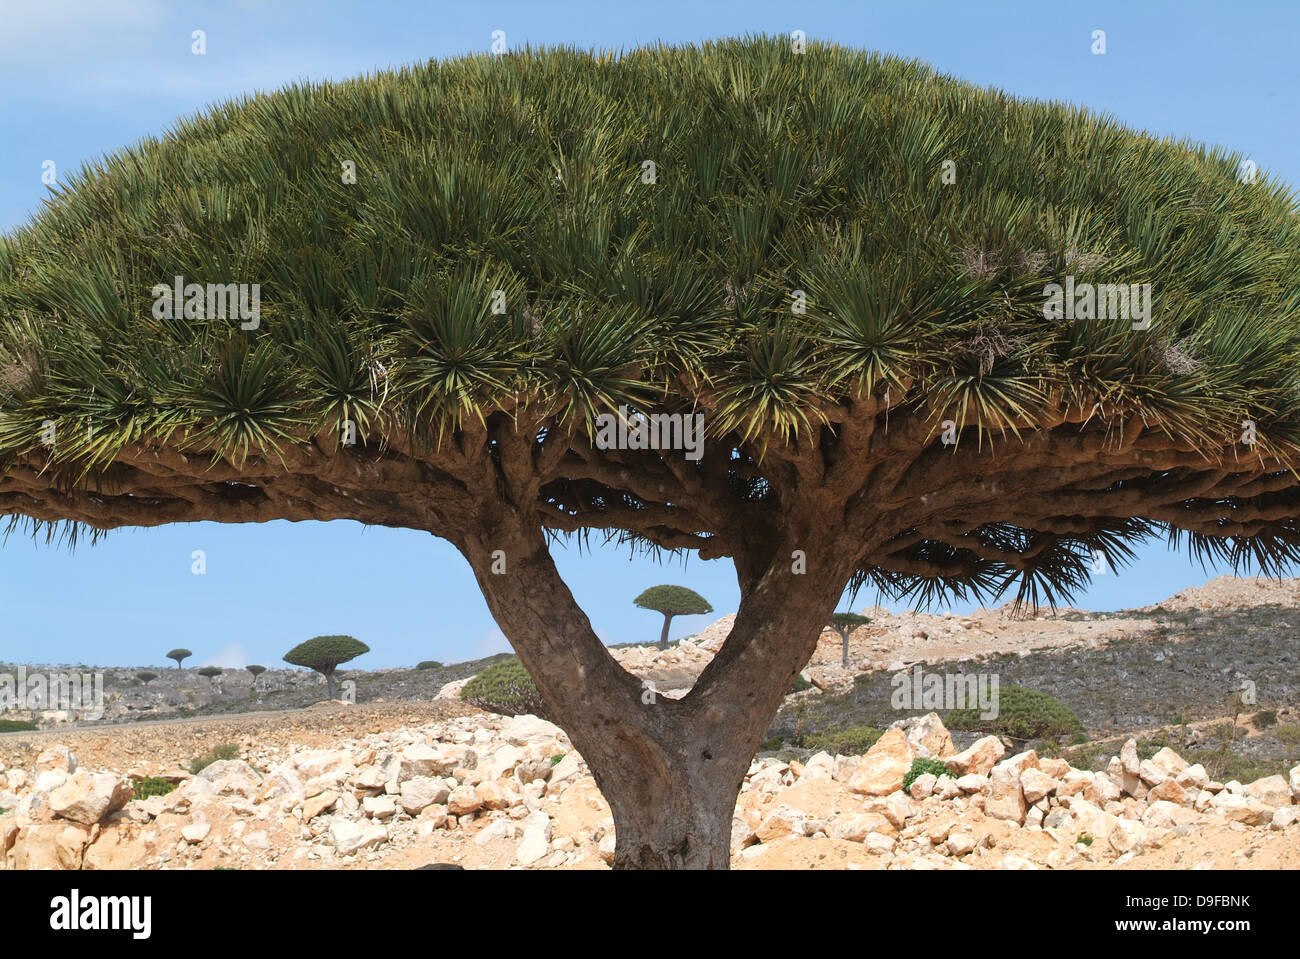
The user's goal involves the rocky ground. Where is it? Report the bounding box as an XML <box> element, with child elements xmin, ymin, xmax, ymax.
<box><xmin>1</xmin><ymin>709</ymin><xmax>1296</xmax><ymax>870</ymax></box>
<box><xmin>1</xmin><ymin>573</ymin><xmax>1298</xmax><ymax>869</ymax></box>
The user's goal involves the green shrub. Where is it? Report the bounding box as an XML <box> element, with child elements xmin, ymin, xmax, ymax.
<box><xmin>188</xmin><ymin>742</ymin><xmax>240</xmax><ymax>775</ymax></box>
<box><xmin>903</xmin><ymin>757</ymin><xmax>950</xmax><ymax>792</ymax></box>
<box><xmin>416</xmin><ymin>661</ymin><xmax>443</xmax><ymax>670</ymax></box>
<box><xmin>792</xmin><ymin>724</ymin><xmax>882</xmax><ymax>755</ymax></box>
<box><xmin>460</xmin><ymin>658</ymin><xmax>546</xmax><ymax>718</ymax></box>
<box><xmin>136</xmin><ymin>671</ymin><xmax>158</xmax><ymax>685</ymax></box>
<box><xmin>788</xmin><ymin>675</ymin><xmax>812</xmax><ymax>694</ymax></box>
<box><xmin>1253</xmin><ymin>709</ymin><xmax>1278</xmax><ymax>728</ymax></box>
<box><xmin>551</xmin><ymin>754</ymin><xmax>565</xmax><ymax>767</ymax></box>
<box><xmin>1272</xmin><ymin>724</ymin><xmax>1300</xmax><ymax>745</ymax></box>
<box><xmin>945</xmin><ymin>686</ymin><xmax>1084</xmax><ymax>742</ymax></box>
<box><xmin>132</xmin><ymin>776</ymin><xmax>178</xmax><ymax>800</ymax></box>
<box><xmin>0</xmin><ymin>719</ymin><xmax>37</xmax><ymax>732</ymax></box>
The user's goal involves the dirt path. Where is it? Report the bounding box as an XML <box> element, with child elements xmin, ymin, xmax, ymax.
<box><xmin>0</xmin><ymin>700</ymin><xmax>476</xmax><ymax>774</ymax></box>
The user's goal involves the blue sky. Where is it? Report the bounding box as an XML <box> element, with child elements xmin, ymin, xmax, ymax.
<box><xmin>1</xmin><ymin>1</ymin><xmax>1295</xmax><ymax>669</ymax></box>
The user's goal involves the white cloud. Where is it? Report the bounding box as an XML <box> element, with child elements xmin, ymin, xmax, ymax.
<box><xmin>470</xmin><ymin>629</ymin><xmax>511</xmax><ymax>659</ymax></box>
<box><xmin>204</xmin><ymin>643</ymin><xmax>250</xmax><ymax>669</ymax></box>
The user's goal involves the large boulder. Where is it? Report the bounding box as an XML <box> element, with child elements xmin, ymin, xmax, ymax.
<box><xmin>516</xmin><ymin>812</ymin><xmax>552</xmax><ymax>866</ymax></box>
<box><xmin>828</xmin><ymin>811</ymin><xmax>896</xmax><ymax>842</ymax></box>
<box><xmin>11</xmin><ymin>823</ymin><xmax>88</xmax><ymax>869</ymax></box>
<box><xmin>943</xmin><ymin>736</ymin><xmax>1004</xmax><ymax>777</ymax></box>
<box><xmin>984</xmin><ymin>778</ymin><xmax>1027</xmax><ymax>825</ymax></box>
<box><xmin>755</xmin><ymin>804</ymin><xmax>806</xmax><ymax>842</ymax></box>
<box><xmin>888</xmin><ymin>713</ymin><xmax>955</xmax><ymax>758</ymax></box>
<box><xmin>329</xmin><ymin>819</ymin><xmax>388</xmax><ymax>855</ymax></box>
<box><xmin>196</xmin><ymin>760</ymin><xmax>263</xmax><ymax>799</ymax></box>
<box><xmin>501</xmin><ymin>715</ymin><xmax>565</xmax><ymax>748</ymax></box>
<box><xmin>848</xmin><ymin>729</ymin><xmax>915</xmax><ymax>796</ymax></box>
<box><xmin>1019</xmin><ymin>767</ymin><xmax>1059</xmax><ymax>805</ymax></box>
<box><xmin>1209</xmin><ymin>791</ymin><xmax>1273</xmax><ymax>826</ymax></box>
<box><xmin>1243</xmin><ymin>775</ymin><xmax>1292</xmax><ymax>808</ymax></box>
<box><xmin>290</xmin><ymin>748</ymin><xmax>353</xmax><ymax>781</ymax></box>
<box><xmin>399</xmin><ymin>744</ymin><xmax>465</xmax><ymax>780</ymax></box>
<box><xmin>1139</xmin><ymin>747</ymin><xmax>1189</xmax><ymax>787</ymax></box>
<box><xmin>258</xmin><ymin>764</ymin><xmax>306</xmax><ymax>804</ymax></box>
<box><xmin>47</xmin><ymin>772</ymin><xmax>132</xmax><ymax>826</ymax></box>
<box><xmin>399</xmin><ymin>777</ymin><xmax>451</xmax><ymax>815</ymax></box>
<box><xmin>447</xmin><ymin>784</ymin><xmax>482</xmax><ymax>816</ymax></box>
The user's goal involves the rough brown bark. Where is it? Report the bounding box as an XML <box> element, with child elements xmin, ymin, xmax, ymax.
<box><xmin>452</xmin><ymin>495</ymin><xmax>859</xmax><ymax>869</ymax></box>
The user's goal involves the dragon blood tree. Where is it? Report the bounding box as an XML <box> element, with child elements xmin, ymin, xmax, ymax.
<box><xmin>634</xmin><ymin>585</ymin><xmax>713</xmax><ymax>649</ymax></box>
<box><xmin>2</xmin><ymin>37</ymin><xmax>1300</xmax><ymax>869</ymax></box>
<box><xmin>828</xmin><ymin>612</ymin><xmax>871</xmax><ymax>670</ymax></box>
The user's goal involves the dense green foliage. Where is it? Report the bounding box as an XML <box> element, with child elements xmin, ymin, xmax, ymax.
<box><xmin>136</xmin><ymin>671</ymin><xmax>158</xmax><ymax>684</ymax></box>
<box><xmin>0</xmin><ymin>719</ymin><xmax>38</xmax><ymax>732</ymax></box>
<box><xmin>5</xmin><ymin>37</ymin><xmax>1299</xmax><ymax>604</ymax></box>
<box><xmin>460</xmin><ymin>657</ymin><xmax>547</xmax><ymax>718</ymax></box>
<box><xmin>633</xmin><ymin>585</ymin><xmax>713</xmax><ymax>616</ymax></box>
<box><xmin>791</xmin><ymin>723</ymin><xmax>882</xmax><ymax>755</ymax></box>
<box><xmin>416</xmin><ymin>660</ymin><xmax>443</xmax><ymax>670</ymax></box>
<box><xmin>166</xmin><ymin>649</ymin><xmax>191</xmax><ymax>668</ymax></box>
<box><xmin>246</xmin><ymin>664</ymin><xmax>266</xmax><ymax>677</ymax></box>
<box><xmin>283</xmin><ymin>635</ymin><xmax>369</xmax><ymax>671</ymax></box>
<box><xmin>902</xmin><ymin>756</ymin><xmax>950</xmax><ymax>791</ymax></box>
<box><xmin>945</xmin><ymin>685</ymin><xmax>1085</xmax><ymax>742</ymax></box>
<box><xmin>131</xmin><ymin>776</ymin><xmax>178</xmax><ymax>800</ymax></box>
<box><xmin>198</xmin><ymin>666</ymin><xmax>222</xmax><ymax>679</ymax></box>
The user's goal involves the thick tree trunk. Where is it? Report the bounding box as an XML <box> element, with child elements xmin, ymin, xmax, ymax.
<box><xmin>324</xmin><ymin>669</ymin><xmax>337</xmax><ymax>702</ymax></box>
<box><xmin>452</xmin><ymin>500</ymin><xmax>863</xmax><ymax>869</ymax></box>
<box><xmin>841</xmin><ymin>631</ymin><xmax>850</xmax><ymax>670</ymax></box>
<box><xmin>657</xmin><ymin>613</ymin><xmax>673</xmax><ymax>651</ymax></box>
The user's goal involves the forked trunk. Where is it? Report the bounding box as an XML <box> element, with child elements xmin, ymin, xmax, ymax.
<box><xmin>455</xmin><ymin>504</ymin><xmax>861</xmax><ymax>869</ymax></box>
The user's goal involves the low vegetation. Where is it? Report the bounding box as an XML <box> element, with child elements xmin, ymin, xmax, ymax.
<box><xmin>945</xmin><ymin>686</ymin><xmax>1085</xmax><ymax>744</ymax></box>
<box><xmin>188</xmin><ymin>742</ymin><xmax>240</xmax><ymax>775</ymax></box>
<box><xmin>131</xmin><ymin>776</ymin><xmax>178</xmax><ymax>800</ymax></box>
<box><xmin>460</xmin><ymin>657</ymin><xmax>546</xmax><ymax>718</ymax></box>
<box><xmin>903</xmin><ymin>757</ymin><xmax>951</xmax><ymax>792</ymax></box>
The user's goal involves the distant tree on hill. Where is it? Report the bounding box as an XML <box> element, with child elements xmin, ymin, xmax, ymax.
<box><xmin>634</xmin><ymin>585</ymin><xmax>713</xmax><ymax>650</ymax></box>
<box><xmin>198</xmin><ymin>666</ymin><xmax>222</xmax><ymax>682</ymax></box>
<box><xmin>283</xmin><ymin>635</ymin><xmax>369</xmax><ymax>701</ymax></box>
<box><xmin>828</xmin><ymin>613</ymin><xmax>872</xmax><ymax>669</ymax></box>
<box><xmin>166</xmin><ymin>648</ymin><xmax>192</xmax><ymax>670</ymax></box>
<box><xmin>136</xmin><ymin>671</ymin><xmax>158</xmax><ymax>685</ymax></box>
<box><xmin>416</xmin><ymin>660</ymin><xmax>443</xmax><ymax>670</ymax></box>
<box><xmin>246</xmin><ymin>665</ymin><xmax>266</xmax><ymax>694</ymax></box>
